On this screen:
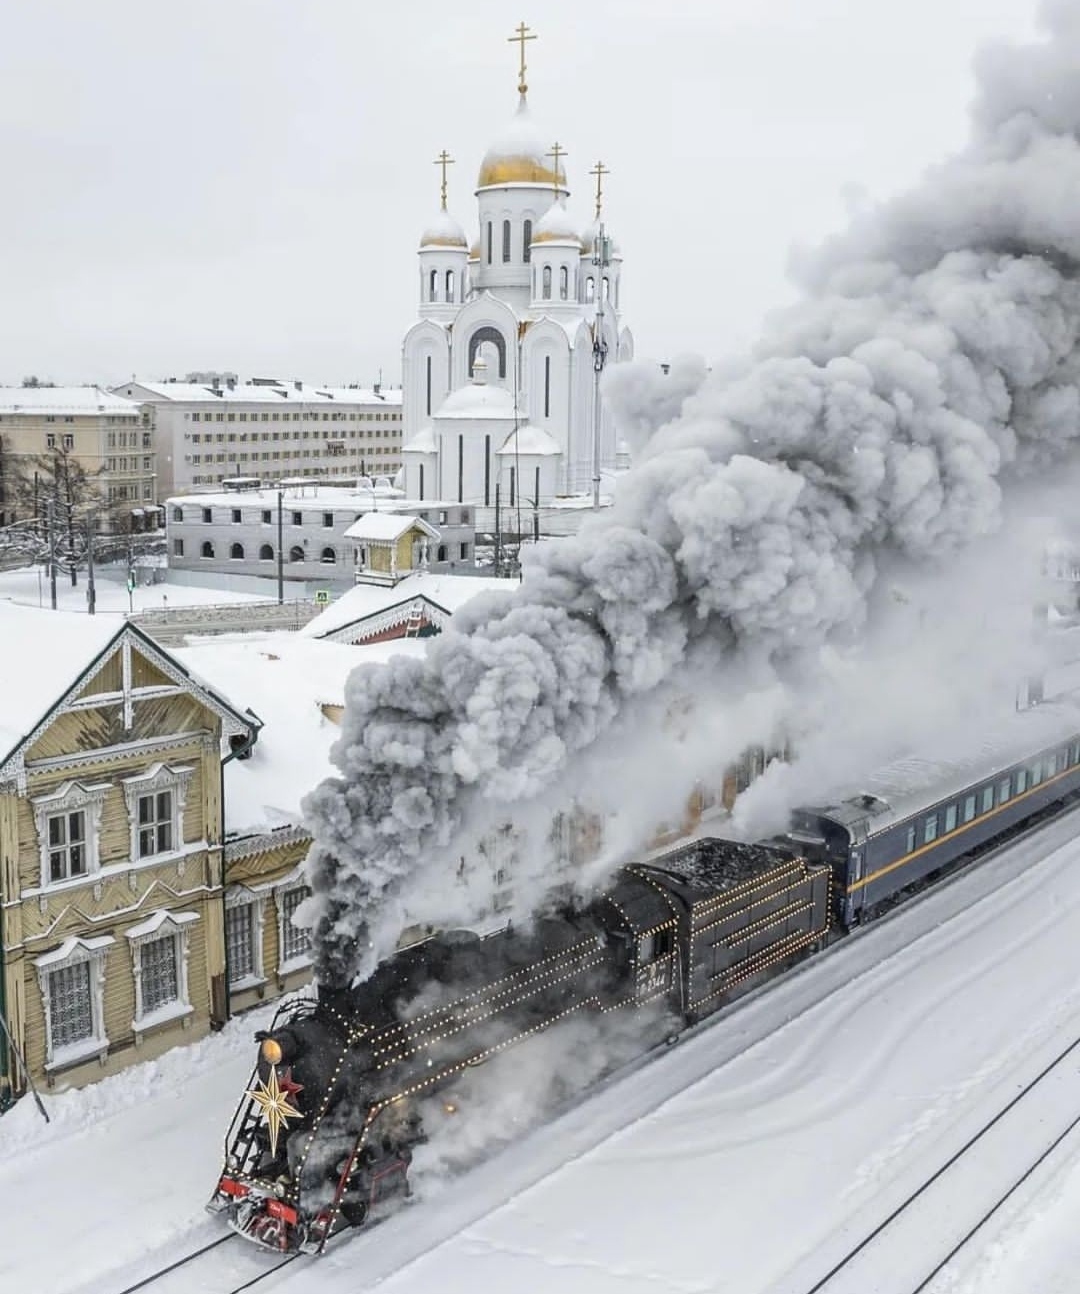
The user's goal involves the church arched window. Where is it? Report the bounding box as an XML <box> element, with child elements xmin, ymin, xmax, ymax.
<box><xmin>486</xmin><ymin>221</ymin><xmax>493</xmax><ymax>264</ymax></box>
<box><xmin>523</xmin><ymin>219</ymin><xmax>532</xmax><ymax>263</ymax></box>
<box><xmin>542</xmin><ymin>265</ymin><xmax>552</xmax><ymax>300</ymax></box>
<box><xmin>502</xmin><ymin>220</ymin><xmax>511</xmax><ymax>263</ymax></box>
<box><xmin>603</xmin><ymin>276</ymin><xmax>611</xmax><ymax>302</ymax></box>
<box><xmin>445</xmin><ymin>269</ymin><xmax>455</xmax><ymax>303</ymax></box>
<box><xmin>585</xmin><ymin>276</ymin><xmax>595</xmax><ymax>302</ymax></box>
<box><xmin>559</xmin><ymin>266</ymin><xmax>569</xmax><ymax>300</ymax></box>
<box><xmin>429</xmin><ymin>269</ymin><xmax>437</xmax><ymax>301</ymax></box>
<box><xmin>468</xmin><ymin>327</ymin><xmax>507</xmax><ymax>379</ymax></box>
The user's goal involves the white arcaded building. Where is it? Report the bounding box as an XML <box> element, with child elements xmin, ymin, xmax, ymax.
<box><xmin>400</xmin><ymin>72</ymin><xmax>633</xmax><ymax>524</ymax></box>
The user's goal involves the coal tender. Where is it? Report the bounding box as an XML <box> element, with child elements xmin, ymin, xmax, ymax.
<box><xmin>211</xmin><ymin>837</ymin><xmax>831</xmax><ymax>1252</ymax></box>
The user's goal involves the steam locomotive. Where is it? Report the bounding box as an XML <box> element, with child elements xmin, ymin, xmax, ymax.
<box><xmin>209</xmin><ymin>696</ymin><xmax>1080</xmax><ymax>1254</ymax></box>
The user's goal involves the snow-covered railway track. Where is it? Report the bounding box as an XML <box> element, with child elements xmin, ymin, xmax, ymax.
<box><xmin>799</xmin><ymin>1029</ymin><xmax>1080</xmax><ymax>1294</ymax></box>
<box><xmin>109</xmin><ymin>1232</ymin><xmax>297</xmax><ymax>1294</ymax></box>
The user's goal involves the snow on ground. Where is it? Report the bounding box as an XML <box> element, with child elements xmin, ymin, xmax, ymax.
<box><xmin>5</xmin><ymin>811</ymin><xmax>1080</xmax><ymax>1294</ymax></box>
<box><xmin>0</xmin><ymin>562</ymin><xmax>270</xmax><ymax>617</ymax></box>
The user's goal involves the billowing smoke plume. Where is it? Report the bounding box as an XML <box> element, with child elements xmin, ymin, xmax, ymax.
<box><xmin>304</xmin><ymin>5</ymin><xmax>1080</xmax><ymax>987</ymax></box>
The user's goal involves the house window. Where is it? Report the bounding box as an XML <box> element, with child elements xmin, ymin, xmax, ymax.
<box><xmin>171</xmin><ymin>506</ymin><xmax>183</xmax><ymax>522</ymax></box>
<box><xmin>173</xmin><ymin>539</ymin><xmax>184</xmax><ymax>557</ymax></box>
<box><xmin>322</xmin><ymin>512</ymin><xmax>334</xmax><ymax>528</ymax></box>
<box><xmin>201</xmin><ymin>540</ymin><xmax>214</xmax><ymax>558</ymax></box>
<box><xmin>259</xmin><ymin>543</ymin><xmax>274</xmax><ymax>560</ymax></box>
<box><xmin>278</xmin><ymin>885</ymin><xmax>312</xmax><ymax>965</ymax></box>
<box><xmin>121</xmin><ymin>764</ymin><xmax>192</xmax><ymax>862</ymax></box>
<box><xmin>320</xmin><ymin>546</ymin><xmax>336</xmax><ymax>563</ymax></box>
<box><xmin>202</xmin><ymin>508</ymin><xmax>212</xmax><ymax>523</ymax></box>
<box><xmin>137</xmin><ymin>791</ymin><xmax>174</xmax><ymax>857</ymax></box>
<box><xmin>140</xmin><ymin>934</ymin><xmax>179</xmax><ymax>1013</ymax></box>
<box><xmin>261</xmin><ymin>510</ymin><xmax>272</xmax><ymax>524</ymax></box>
<box><xmin>291</xmin><ymin>511</ymin><xmax>302</xmax><ymax>526</ymax></box>
<box><xmin>231</xmin><ymin>509</ymin><xmax>242</xmax><ymax>523</ymax></box>
<box><xmin>230</xmin><ymin>542</ymin><xmax>244</xmax><ymax>560</ymax></box>
<box><xmin>48</xmin><ymin>811</ymin><xmax>87</xmax><ymax>882</ymax></box>
<box><xmin>126</xmin><ymin>911</ymin><xmax>197</xmax><ymax>1029</ymax></box>
<box><xmin>34</xmin><ymin>936</ymin><xmax>113</xmax><ymax>1069</ymax></box>
<box><xmin>460</xmin><ymin>542</ymin><xmax>469</xmax><ymax>560</ymax></box>
<box><xmin>226</xmin><ymin>891</ymin><xmax>264</xmax><ymax>985</ymax></box>
<box><xmin>32</xmin><ymin>780</ymin><xmax>108</xmax><ymax>888</ymax></box>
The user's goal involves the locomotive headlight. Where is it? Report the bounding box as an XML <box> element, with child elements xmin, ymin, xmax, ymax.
<box><xmin>260</xmin><ymin>1037</ymin><xmax>284</xmax><ymax>1066</ymax></box>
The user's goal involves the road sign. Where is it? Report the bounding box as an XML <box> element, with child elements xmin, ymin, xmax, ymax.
<box><xmin>314</xmin><ymin>589</ymin><xmax>331</xmax><ymax>605</ymax></box>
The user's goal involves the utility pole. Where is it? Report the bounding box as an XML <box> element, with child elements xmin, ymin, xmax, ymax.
<box><xmin>589</xmin><ymin>161</ymin><xmax>611</xmax><ymax>511</ymax></box>
<box><xmin>47</xmin><ymin>498</ymin><xmax>57</xmax><ymax>611</ymax></box>
<box><xmin>276</xmin><ymin>489</ymin><xmax>284</xmax><ymax>605</ymax></box>
<box><xmin>85</xmin><ymin>516</ymin><xmax>96</xmax><ymax>615</ymax></box>
<box><xmin>494</xmin><ymin>482</ymin><xmax>502</xmax><ymax>577</ymax></box>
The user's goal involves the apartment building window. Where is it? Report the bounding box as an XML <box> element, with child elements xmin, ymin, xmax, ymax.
<box><xmin>31</xmin><ymin>780</ymin><xmax>108</xmax><ymax>887</ymax></box>
<box><xmin>216</xmin><ymin>413</ymin><xmax>224</xmax><ymax>422</ymax></box>
<box><xmin>46</xmin><ymin>433</ymin><xmax>56</xmax><ymax>449</ymax></box>
<box><xmin>63</xmin><ymin>434</ymin><xmax>74</xmax><ymax>450</ymax></box>
<box><xmin>173</xmin><ymin>538</ymin><xmax>184</xmax><ymax>557</ymax></box>
<box><xmin>322</xmin><ymin>512</ymin><xmax>334</xmax><ymax>528</ymax></box>
<box><xmin>261</xmin><ymin>510</ymin><xmax>272</xmax><ymax>524</ymax></box>
<box><xmin>259</xmin><ymin>543</ymin><xmax>274</xmax><ymax>560</ymax></box>
<box><xmin>230</xmin><ymin>543</ymin><xmax>244</xmax><ymax>560</ymax></box>
<box><xmin>291</xmin><ymin>511</ymin><xmax>302</xmax><ymax>525</ymax></box>
<box><xmin>34</xmin><ymin>936</ymin><xmax>113</xmax><ymax>1069</ymax></box>
<box><xmin>202</xmin><ymin>507</ymin><xmax>212</xmax><ymax>523</ymax></box>
<box><xmin>191</xmin><ymin>413</ymin><xmax>200</xmax><ymax>422</ymax></box>
<box><xmin>231</xmin><ymin>509</ymin><xmax>242</xmax><ymax>523</ymax></box>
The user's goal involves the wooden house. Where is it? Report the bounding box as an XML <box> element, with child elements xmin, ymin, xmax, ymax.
<box><xmin>0</xmin><ymin>605</ymin><xmax>260</xmax><ymax>1102</ymax></box>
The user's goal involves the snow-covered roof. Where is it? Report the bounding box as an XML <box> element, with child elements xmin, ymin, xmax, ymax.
<box><xmin>114</xmin><ymin>380</ymin><xmax>401</xmax><ymax>407</ymax></box>
<box><xmin>477</xmin><ymin>95</ymin><xmax>565</xmax><ymax>190</ymax></box>
<box><xmin>344</xmin><ymin>513</ymin><xmax>440</xmax><ymax>542</ymax></box>
<box><xmin>0</xmin><ymin>386</ymin><xmax>143</xmax><ymax>417</ymax></box>
<box><xmin>436</xmin><ymin>381</ymin><xmax>519</xmax><ymax>421</ymax></box>
<box><xmin>0</xmin><ymin>603</ymin><xmax>124</xmax><ymax>763</ymax></box>
<box><xmin>497</xmin><ymin>424</ymin><xmax>562</xmax><ymax>456</ymax></box>
<box><xmin>532</xmin><ymin>200</ymin><xmax>581</xmax><ymax>248</ymax></box>
<box><xmin>173</xmin><ymin>633</ymin><xmax>428</xmax><ymax>833</ymax></box>
<box><xmin>402</xmin><ymin>426</ymin><xmax>438</xmax><ymax>454</ymax></box>
<box><xmin>419</xmin><ymin>208</ymin><xmax>468</xmax><ymax>250</ymax></box>
<box><xmin>301</xmin><ymin>571</ymin><xmax>516</xmax><ymax>641</ymax></box>
<box><xmin>166</xmin><ymin>483</ymin><xmax>403</xmax><ymax>510</ymax></box>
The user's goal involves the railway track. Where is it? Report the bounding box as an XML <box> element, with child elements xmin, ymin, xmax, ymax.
<box><xmin>799</xmin><ymin>1010</ymin><xmax>1080</xmax><ymax>1293</ymax></box>
<box><xmin>109</xmin><ymin>1231</ymin><xmax>298</xmax><ymax>1294</ymax></box>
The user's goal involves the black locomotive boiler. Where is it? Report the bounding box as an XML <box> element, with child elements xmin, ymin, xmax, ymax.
<box><xmin>210</xmin><ymin>839</ymin><xmax>831</xmax><ymax>1252</ymax></box>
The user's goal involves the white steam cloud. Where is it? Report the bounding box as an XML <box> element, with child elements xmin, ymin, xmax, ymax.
<box><xmin>303</xmin><ymin>5</ymin><xmax>1080</xmax><ymax>987</ymax></box>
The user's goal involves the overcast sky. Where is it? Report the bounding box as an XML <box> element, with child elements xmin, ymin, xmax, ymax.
<box><xmin>0</xmin><ymin>0</ymin><xmax>1042</xmax><ymax>389</ymax></box>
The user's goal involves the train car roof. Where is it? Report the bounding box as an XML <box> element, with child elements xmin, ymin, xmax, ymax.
<box><xmin>633</xmin><ymin>837</ymin><xmax>801</xmax><ymax>903</ymax></box>
<box><xmin>805</xmin><ymin>697</ymin><xmax>1080</xmax><ymax>836</ymax></box>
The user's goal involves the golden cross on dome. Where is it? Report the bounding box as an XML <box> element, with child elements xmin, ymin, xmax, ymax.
<box><xmin>247</xmin><ymin>1066</ymin><xmax>303</xmax><ymax>1159</ymax></box>
<box><xmin>546</xmin><ymin>141</ymin><xmax>567</xmax><ymax>195</ymax></box>
<box><xmin>589</xmin><ymin>160</ymin><xmax>610</xmax><ymax>219</ymax></box>
<box><xmin>508</xmin><ymin>21</ymin><xmax>537</xmax><ymax>95</ymax></box>
<box><xmin>433</xmin><ymin>149</ymin><xmax>455</xmax><ymax>211</ymax></box>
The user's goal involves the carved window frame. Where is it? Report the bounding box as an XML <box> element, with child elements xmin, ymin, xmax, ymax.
<box><xmin>121</xmin><ymin>763</ymin><xmax>194</xmax><ymax>863</ymax></box>
<box><xmin>31</xmin><ymin>780</ymin><xmax>110</xmax><ymax>889</ymax></box>
<box><xmin>34</xmin><ymin>935</ymin><xmax>114</xmax><ymax>1071</ymax></box>
<box><xmin>126</xmin><ymin>909</ymin><xmax>198</xmax><ymax>1032</ymax></box>
<box><xmin>225</xmin><ymin>885</ymin><xmax>266</xmax><ymax>988</ymax></box>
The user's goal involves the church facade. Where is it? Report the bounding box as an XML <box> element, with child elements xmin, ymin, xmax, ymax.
<box><xmin>400</xmin><ymin>39</ymin><xmax>633</xmax><ymax>519</ymax></box>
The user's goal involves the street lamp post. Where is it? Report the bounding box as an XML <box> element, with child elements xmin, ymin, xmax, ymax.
<box><xmin>276</xmin><ymin>489</ymin><xmax>284</xmax><ymax>605</ymax></box>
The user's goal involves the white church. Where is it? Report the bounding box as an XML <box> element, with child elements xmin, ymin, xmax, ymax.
<box><xmin>400</xmin><ymin>27</ymin><xmax>633</xmax><ymax>525</ymax></box>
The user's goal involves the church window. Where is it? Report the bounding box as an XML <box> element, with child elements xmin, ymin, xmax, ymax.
<box><xmin>419</xmin><ymin>464</ymin><xmax>425</xmax><ymax>500</ymax></box>
<box><xmin>429</xmin><ymin>269</ymin><xmax>438</xmax><ymax>301</ymax></box>
<box><xmin>510</xmin><ymin>466</ymin><xmax>516</xmax><ymax>507</ymax></box>
<box><xmin>425</xmin><ymin>355</ymin><xmax>432</xmax><ymax>417</ymax></box>
<box><xmin>544</xmin><ymin>356</ymin><xmax>551</xmax><ymax>418</ymax></box>
<box><xmin>585</xmin><ymin>276</ymin><xmax>595</xmax><ymax>302</ymax></box>
<box><xmin>502</xmin><ymin>220</ymin><xmax>511</xmax><ymax>263</ymax></box>
<box><xmin>603</xmin><ymin>276</ymin><xmax>611</xmax><ymax>301</ymax></box>
<box><xmin>484</xmin><ymin>434</ymin><xmax>491</xmax><ymax>507</ymax></box>
<box><xmin>446</xmin><ymin>269</ymin><xmax>455</xmax><ymax>303</ymax></box>
<box><xmin>523</xmin><ymin>219</ymin><xmax>532</xmax><ymax>263</ymax></box>
<box><xmin>458</xmin><ymin>434</ymin><xmax>464</xmax><ymax>504</ymax></box>
<box><xmin>486</xmin><ymin>221</ymin><xmax>493</xmax><ymax>264</ymax></box>
<box><xmin>542</xmin><ymin>265</ymin><xmax>552</xmax><ymax>300</ymax></box>
<box><xmin>559</xmin><ymin>265</ymin><xmax>569</xmax><ymax>300</ymax></box>
<box><xmin>468</xmin><ymin>328</ymin><xmax>507</xmax><ymax>379</ymax></box>
<box><xmin>320</xmin><ymin>547</ymin><xmax>337</xmax><ymax>564</ymax></box>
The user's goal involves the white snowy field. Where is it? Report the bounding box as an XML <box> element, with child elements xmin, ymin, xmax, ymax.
<box><xmin>5</xmin><ymin>811</ymin><xmax>1080</xmax><ymax>1294</ymax></box>
<box><xmin>0</xmin><ymin>563</ymin><xmax>269</xmax><ymax>616</ymax></box>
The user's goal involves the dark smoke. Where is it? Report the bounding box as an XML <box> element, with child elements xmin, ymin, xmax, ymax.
<box><xmin>303</xmin><ymin>5</ymin><xmax>1080</xmax><ymax>987</ymax></box>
